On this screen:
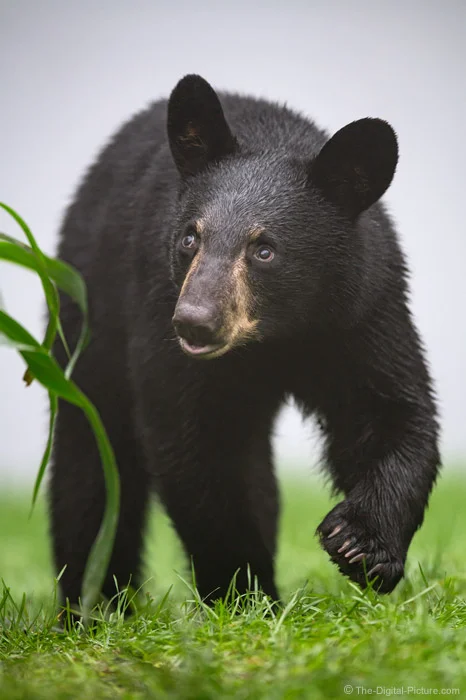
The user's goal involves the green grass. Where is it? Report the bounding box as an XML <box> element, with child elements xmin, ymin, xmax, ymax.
<box><xmin>1</xmin><ymin>473</ymin><xmax>466</xmax><ymax>699</ymax></box>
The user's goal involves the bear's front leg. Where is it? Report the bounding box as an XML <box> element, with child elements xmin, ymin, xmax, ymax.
<box><xmin>315</xmin><ymin>395</ymin><xmax>440</xmax><ymax>593</ymax></box>
<box><xmin>294</xmin><ymin>306</ymin><xmax>440</xmax><ymax>594</ymax></box>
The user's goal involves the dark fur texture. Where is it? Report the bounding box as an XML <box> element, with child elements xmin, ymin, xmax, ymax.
<box><xmin>50</xmin><ymin>75</ymin><xmax>440</xmax><ymax>606</ymax></box>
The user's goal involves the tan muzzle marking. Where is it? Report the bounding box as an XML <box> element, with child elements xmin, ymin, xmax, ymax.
<box><xmin>177</xmin><ymin>250</ymin><xmax>259</xmax><ymax>351</ymax></box>
<box><xmin>227</xmin><ymin>257</ymin><xmax>259</xmax><ymax>344</ymax></box>
<box><xmin>179</xmin><ymin>250</ymin><xmax>202</xmax><ymax>298</ymax></box>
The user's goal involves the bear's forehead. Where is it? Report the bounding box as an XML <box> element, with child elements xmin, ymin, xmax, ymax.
<box><xmin>191</xmin><ymin>158</ymin><xmax>306</xmax><ymax>243</ymax></box>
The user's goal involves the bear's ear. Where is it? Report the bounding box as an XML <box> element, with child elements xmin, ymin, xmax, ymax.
<box><xmin>308</xmin><ymin>118</ymin><xmax>398</xmax><ymax>219</ymax></box>
<box><xmin>167</xmin><ymin>74</ymin><xmax>238</xmax><ymax>178</ymax></box>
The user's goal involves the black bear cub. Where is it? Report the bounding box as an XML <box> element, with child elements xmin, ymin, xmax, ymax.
<box><xmin>50</xmin><ymin>74</ymin><xmax>440</xmax><ymax>606</ymax></box>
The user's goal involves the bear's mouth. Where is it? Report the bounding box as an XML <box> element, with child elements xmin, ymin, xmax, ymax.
<box><xmin>178</xmin><ymin>337</ymin><xmax>230</xmax><ymax>359</ymax></box>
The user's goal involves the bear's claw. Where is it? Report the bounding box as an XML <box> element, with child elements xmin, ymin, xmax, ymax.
<box><xmin>328</xmin><ymin>525</ymin><xmax>342</xmax><ymax>539</ymax></box>
<box><xmin>367</xmin><ymin>562</ymin><xmax>384</xmax><ymax>577</ymax></box>
<box><xmin>348</xmin><ymin>552</ymin><xmax>366</xmax><ymax>564</ymax></box>
<box><xmin>337</xmin><ymin>539</ymin><xmax>353</xmax><ymax>553</ymax></box>
<box><xmin>316</xmin><ymin>501</ymin><xmax>405</xmax><ymax>593</ymax></box>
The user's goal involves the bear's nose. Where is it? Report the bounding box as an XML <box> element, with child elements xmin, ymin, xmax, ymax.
<box><xmin>172</xmin><ymin>303</ymin><xmax>221</xmax><ymax>347</ymax></box>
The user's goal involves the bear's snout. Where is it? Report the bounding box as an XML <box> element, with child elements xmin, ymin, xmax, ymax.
<box><xmin>173</xmin><ymin>301</ymin><xmax>225</xmax><ymax>358</ymax></box>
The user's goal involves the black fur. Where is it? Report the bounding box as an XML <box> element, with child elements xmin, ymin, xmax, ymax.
<box><xmin>50</xmin><ymin>75</ymin><xmax>440</xmax><ymax>606</ymax></box>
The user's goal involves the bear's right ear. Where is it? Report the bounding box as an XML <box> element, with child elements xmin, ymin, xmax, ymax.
<box><xmin>308</xmin><ymin>118</ymin><xmax>399</xmax><ymax>219</ymax></box>
<box><xmin>167</xmin><ymin>74</ymin><xmax>238</xmax><ymax>178</ymax></box>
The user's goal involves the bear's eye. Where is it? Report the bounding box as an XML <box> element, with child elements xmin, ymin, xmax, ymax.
<box><xmin>254</xmin><ymin>245</ymin><xmax>275</xmax><ymax>263</ymax></box>
<box><xmin>181</xmin><ymin>232</ymin><xmax>198</xmax><ymax>250</ymax></box>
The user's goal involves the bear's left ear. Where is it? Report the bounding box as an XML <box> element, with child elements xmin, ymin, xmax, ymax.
<box><xmin>167</xmin><ymin>74</ymin><xmax>238</xmax><ymax>178</ymax></box>
<box><xmin>308</xmin><ymin>118</ymin><xmax>398</xmax><ymax>219</ymax></box>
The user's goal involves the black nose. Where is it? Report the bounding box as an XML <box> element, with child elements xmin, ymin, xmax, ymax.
<box><xmin>173</xmin><ymin>303</ymin><xmax>220</xmax><ymax>347</ymax></box>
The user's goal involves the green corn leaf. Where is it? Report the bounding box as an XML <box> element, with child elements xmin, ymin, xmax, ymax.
<box><xmin>0</xmin><ymin>309</ymin><xmax>42</xmax><ymax>349</ymax></box>
<box><xmin>0</xmin><ymin>231</ymin><xmax>90</xmax><ymax>511</ymax></box>
<box><xmin>0</xmin><ymin>234</ymin><xmax>87</xmax><ymax>313</ymax></box>
<box><xmin>20</xmin><ymin>349</ymin><xmax>86</xmax><ymax>407</ymax></box>
<box><xmin>0</xmin><ymin>204</ymin><xmax>69</xmax><ymax>368</ymax></box>
<box><xmin>80</xmin><ymin>398</ymin><xmax>120</xmax><ymax>616</ymax></box>
<box><xmin>0</xmin><ymin>308</ymin><xmax>120</xmax><ymax>619</ymax></box>
<box><xmin>0</xmin><ymin>315</ymin><xmax>83</xmax><ymax>405</ymax></box>
<box><xmin>1</xmin><ymin>202</ymin><xmax>120</xmax><ymax>619</ymax></box>
<box><xmin>30</xmin><ymin>391</ymin><xmax>58</xmax><ymax>510</ymax></box>
<box><xmin>0</xmin><ymin>233</ymin><xmax>89</xmax><ymax>377</ymax></box>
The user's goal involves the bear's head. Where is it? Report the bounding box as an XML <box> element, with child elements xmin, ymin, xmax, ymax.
<box><xmin>167</xmin><ymin>75</ymin><xmax>398</xmax><ymax>359</ymax></box>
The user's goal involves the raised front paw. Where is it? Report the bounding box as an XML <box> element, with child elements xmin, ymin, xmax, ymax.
<box><xmin>316</xmin><ymin>501</ymin><xmax>405</xmax><ymax>593</ymax></box>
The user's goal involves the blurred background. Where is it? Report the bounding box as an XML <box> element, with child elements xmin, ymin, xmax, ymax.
<box><xmin>1</xmin><ymin>0</ymin><xmax>465</xmax><ymax>485</ymax></box>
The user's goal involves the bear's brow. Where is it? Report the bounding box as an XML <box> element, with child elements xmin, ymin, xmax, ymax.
<box><xmin>194</xmin><ymin>219</ymin><xmax>205</xmax><ymax>234</ymax></box>
<box><xmin>194</xmin><ymin>218</ymin><xmax>264</xmax><ymax>243</ymax></box>
<box><xmin>249</xmin><ymin>225</ymin><xmax>265</xmax><ymax>242</ymax></box>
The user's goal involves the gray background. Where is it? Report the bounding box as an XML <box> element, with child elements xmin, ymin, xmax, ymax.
<box><xmin>1</xmin><ymin>0</ymin><xmax>465</xmax><ymax>483</ymax></box>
